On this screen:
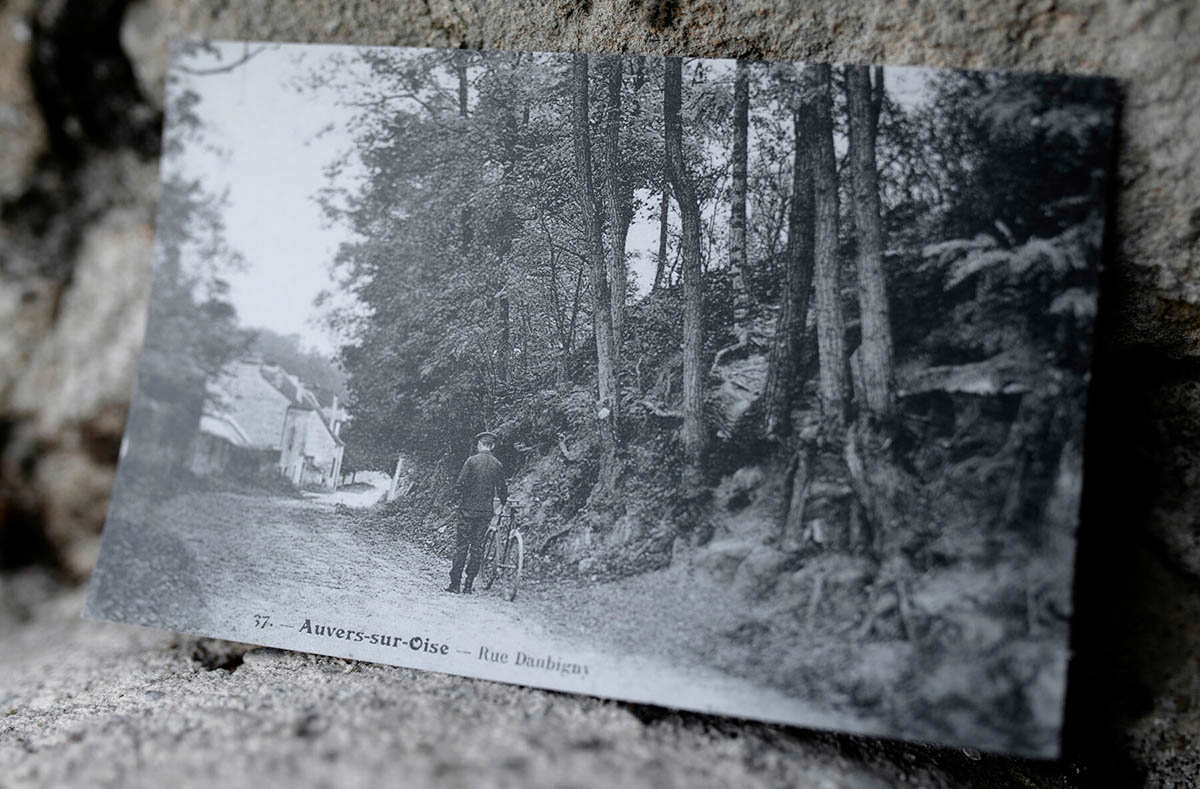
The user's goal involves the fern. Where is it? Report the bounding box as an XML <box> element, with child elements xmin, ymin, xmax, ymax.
<box><xmin>945</xmin><ymin>248</ymin><xmax>1016</xmax><ymax>289</ymax></box>
<box><xmin>930</xmin><ymin>212</ymin><xmax>1102</xmax><ymax>292</ymax></box>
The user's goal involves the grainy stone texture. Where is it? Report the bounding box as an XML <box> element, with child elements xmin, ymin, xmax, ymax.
<box><xmin>0</xmin><ymin>0</ymin><xmax>42</xmax><ymax>201</ymax></box>
<box><xmin>0</xmin><ymin>0</ymin><xmax>1198</xmax><ymax>786</ymax></box>
<box><xmin>0</xmin><ymin>575</ymin><xmax>1086</xmax><ymax>789</ymax></box>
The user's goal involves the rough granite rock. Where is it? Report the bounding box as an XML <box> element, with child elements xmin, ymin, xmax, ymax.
<box><xmin>0</xmin><ymin>0</ymin><xmax>1198</xmax><ymax>786</ymax></box>
<box><xmin>0</xmin><ymin>576</ymin><xmax>1110</xmax><ymax>789</ymax></box>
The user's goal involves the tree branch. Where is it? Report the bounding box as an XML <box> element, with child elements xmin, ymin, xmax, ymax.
<box><xmin>178</xmin><ymin>44</ymin><xmax>269</xmax><ymax>76</ymax></box>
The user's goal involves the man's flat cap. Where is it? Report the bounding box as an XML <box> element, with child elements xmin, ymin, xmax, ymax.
<box><xmin>475</xmin><ymin>430</ymin><xmax>499</xmax><ymax>442</ymax></box>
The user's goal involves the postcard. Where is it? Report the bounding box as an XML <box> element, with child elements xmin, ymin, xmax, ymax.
<box><xmin>86</xmin><ymin>40</ymin><xmax>1116</xmax><ymax>757</ymax></box>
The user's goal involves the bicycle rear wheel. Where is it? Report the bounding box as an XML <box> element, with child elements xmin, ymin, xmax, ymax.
<box><xmin>500</xmin><ymin>531</ymin><xmax>524</xmax><ymax>602</ymax></box>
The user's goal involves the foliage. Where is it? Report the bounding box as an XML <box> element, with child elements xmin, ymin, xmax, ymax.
<box><xmin>306</xmin><ymin>52</ymin><xmax>1110</xmax><ymax>753</ymax></box>
<box><xmin>247</xmin><ymin>327</ymin><xmax>348</xmax><ymax>401</ymax></box>
<box><xmin>127</xmin><ymin>51</ymin><xmax>251</xmax><ymax>470</ymax></box>
<box><xmin>312</xmin><ymin>52</ymin><xmax>1111</xmax><ymax>544</ymax></box>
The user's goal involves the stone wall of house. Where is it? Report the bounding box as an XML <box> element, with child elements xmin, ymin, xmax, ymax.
<box><xmin>280</xmin><ymin>408</ymin><xmax>343</xmax><ymax>490</ymax></box>
<box><xmin>0</xmin><ymin>1</ymin><xmax>1197</xmax><ymax>785</ymax></box>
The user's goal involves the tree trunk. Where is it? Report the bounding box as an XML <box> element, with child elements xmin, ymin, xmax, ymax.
<box><xmin>498</xmin><ymin>289</ymin><xmax>510</xmax><ymax>383</ymax></box>
<box><xmin>845</xmin><ymin>64</ymin><xmax>894</xmax><ymax>420</ymax></box>
<box><xmin>454</xmin><ymin>52</ymin><xmax>473</xmax><ymax>254</ymax></box>
<box><xmin>653</xmin><ymin>170</ymin><xmax>670</xmax><ymax>293</ymax></box>
<box><xmin>663</xmin><ymin>57</ymin><xmax>705</xmax><ymax>485</ymax></box>
<box><xmin>570</xmin><ymin>53</ymin><xmax>618</xmax><ymax>484</ymax></box>
<box><xmin>813</xmin><ymin>64</ymin><xmax>847</xmax><ymax>428</ymax></box>
<box><xmin>729</xmin><ymin>59</ymin><xmax>750</xmax><ymax>318</ymax></box>
<box><xmin>762</xmin><ymin>70</ymin><xmax>816</xmax><ymax>438</ymax></box>
<box><xmin>781</xmin><ymin>447</ymin><xmax>811</xmax><ymax>551</ymax></box>
<box><xmin>600</xmin><ymin>56</ymin><xmax>631</xmax><ymax>371</ymax></box>
<box><xmin>453</xmin><ymin>52</ymin><xmax>469</xmax><ymax>117</ymax></box>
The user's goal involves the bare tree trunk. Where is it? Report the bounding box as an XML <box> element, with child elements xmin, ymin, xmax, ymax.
<box><xmin>843</xmin><ymin>66</ymin><xmax>904</xmax><ymax>553</ymax></box>
<box><xmin>813</xmin><ymin>64</ymin><xmax>847</xmax><ymax>428</ymax></box>
<box><xmin>453</xmin><ymin>52</ymin><xmax>474</xmax><ymax>254</ymax></box>
<box><xmin>521</xmin><ymin>308</ymin><xmax>531</xmax><ymax>379</ymax></box>
<box><xmin>762</xmin><ymin>72</ymin><xmax>816</xmax><ymax>438</ymax></box>
<box><xmin>707</xmin><ymin>59</ymin><xmax>754</xmax><ymax>388</ymax></box>
<box><xmin>453</xmin><ymin>51</ymin><xmax>469</xmax><ymax>117</ymax></box>
<box><xmin>498</xmin><ymin>290</ymin><xmax>510</xmax><ymax>383</ymax></box>
<box><xmin>782</xmin><ymin>447</ymin><xmax>812</xmax><ymax>550</ymax></box>
<box><xmin>845</xmin><ymin>64</ymin><xmax>894</xmax><ymax>419</ymax></box>
<box><xmin>653</xmin><ymin>171</ymin><xmax>670</xmax><ymax>293</ymax></box>
<box><xmin>570</xmin><ymin>53</ymin><xmax>618</xmax><ymax>485</ymax></box>
<box><xmin>600</xmin><ymin>56</ymin><xmax>631</xmax><ymax>373</ymax></box>
<box><xmin>663</xmin><ymin>57</ymin><xmax>705</xmax><ymax>485</ymax></box>
<box><xmin>729</xmin><ymin>59</ymin><xmax>750</xmax><ymax>317</ymax></box>
<box><xmin>567</xmin><ymin>266</ymin><xmax>583</xmax><ymax>354</ymax></box>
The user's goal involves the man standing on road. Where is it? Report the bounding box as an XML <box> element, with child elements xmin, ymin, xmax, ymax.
<box><xmin>446</xmin><ymin>431</ymin><xmax>508</xmax><ymax>594</ymax></box>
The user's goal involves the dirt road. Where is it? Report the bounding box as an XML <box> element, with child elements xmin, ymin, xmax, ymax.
<box><xmin>88</xmin><ymin>488</ymin><xmax>878</xmax><ymax>737</ymax></box>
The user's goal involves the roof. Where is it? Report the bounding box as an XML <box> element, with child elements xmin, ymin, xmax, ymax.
<box><xmin>286</xmin><ymin>400</ymin><xmax>345</xmax><ymax>446</ymax></box>
<box><xmin>205</xmin><ymin>361</ymin><xmax>293</xmax><ymax>450</ymax></box>
<box><xmin>204</xmin><ymin>360</ymin><xmax>348</xmax><ymax>450</ymax></box>
<box><xmin>198</xmin><ymin>413</ymin><xmax>251</xmax><ymax>447</ymax></box>
<box><xmin>310</xmin><ymin>385</ymin><xmax>336</xmax><ymax>409</ymax></box>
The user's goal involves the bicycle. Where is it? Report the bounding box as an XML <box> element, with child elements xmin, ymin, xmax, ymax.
<box><xmin>480</xmin><ymin>501</ymin><xmax>524</xmax><ymax>601</ymax></box>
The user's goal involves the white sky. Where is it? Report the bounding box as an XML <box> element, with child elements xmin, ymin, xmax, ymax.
<box><xmin>171</xmin><ymin>44</ymin><xmax>360</xmax><ymax>355</ymax></box>
<box><xmin>170</xmin><ymin>43</ymin><xmax>934</xmax><ymax>356</ymax></box>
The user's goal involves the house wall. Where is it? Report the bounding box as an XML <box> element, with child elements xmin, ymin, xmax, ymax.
<box><xmin>279</xmin><ymin>409</ymin><xmax>344</xmax><ymax>490</ymax></box>
<box><xmin>190</xmin><ymin>434</ymin><xmax>275</xmax><ymax>480</ymax></box>
<box><xmin>189</xmin><ymin>432</ymin><xmax>231</xmax><ymax>476</ymax></box>
<box><xmin>278</xmin><ymin>409</ymin><xmax>306</xmax><ymax>487</ymax></box>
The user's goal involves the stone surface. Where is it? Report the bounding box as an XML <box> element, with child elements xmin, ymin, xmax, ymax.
<box><xmin>0</xmin><ymin>0</ymin><xmax>42</xmax><ymax>201</ymax></box>
<box><xmin>0</xmin><ymin>0</ymin><xmax>1198</xmax><ymax>786</ymax></box>
<box><xmin>0</xmin><ymin>578</ymin><xmax>1117</xmax><ymax>788</ymax></box>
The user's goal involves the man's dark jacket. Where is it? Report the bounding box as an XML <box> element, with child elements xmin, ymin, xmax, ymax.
<box><xmin>456</xmin><ymin>451</ymin><xmax>507</xmax><ymax>514</ymax></box>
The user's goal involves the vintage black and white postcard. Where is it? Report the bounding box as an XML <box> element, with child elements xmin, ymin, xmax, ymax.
<box><xmin>87</xmin><ymin>41</ymin><xmax>1116</xmax><ymax>757</ymax></box>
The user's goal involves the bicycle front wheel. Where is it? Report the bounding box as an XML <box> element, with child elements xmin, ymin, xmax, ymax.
<box><xmin>500</xmin><ymin>531</ymin><xmax>524</xmax><ymax>602</ymax></box>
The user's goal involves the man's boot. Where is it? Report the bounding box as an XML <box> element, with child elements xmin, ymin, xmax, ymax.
<box><xmin>462</xmin><ymin>578</ymin><xmax>474</xmax><ymax>595</ymax></box>
<box><xmin>444</xmin><ymin>581</ymin><xmax>460</xmax><ymax>593</ymax></box>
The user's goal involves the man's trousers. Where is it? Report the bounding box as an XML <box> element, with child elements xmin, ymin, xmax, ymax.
<box><xmin>450</xmin><ymin>510</ymin><xmax>493</xmax><ymax>589</ymax></box>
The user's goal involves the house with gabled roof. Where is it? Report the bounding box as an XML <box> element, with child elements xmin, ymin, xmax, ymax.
<box><xmin>188</xmin><ymin>358</ymin><xmax>347</xmax><ymax>490</ymax></box>
<box><xmin>278</xmin><ymin>382</ymin><xmax>345</xmax><ymax>490</ymax></box>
